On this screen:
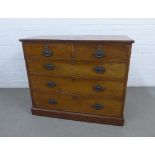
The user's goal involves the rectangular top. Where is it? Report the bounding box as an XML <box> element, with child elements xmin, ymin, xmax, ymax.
<box><xmin>19</xmin><ymin>35</ymin><xmax>134</xmax><ymax>43</ymax></box>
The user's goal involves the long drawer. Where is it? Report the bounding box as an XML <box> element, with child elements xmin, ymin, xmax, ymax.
<box><xmin>30</xmin><ymin>75</ymin><xmax>124</xmax><ymax>97</ymax></box>
<box><xmin>27</xmin><ymin>59</ymin><xmax>127</xmax><ymax>79</ymax></box>
<box><xmin>32</xmin><ymin>92</ymin><xmax>123</xmax><ymax>117</ymax></box>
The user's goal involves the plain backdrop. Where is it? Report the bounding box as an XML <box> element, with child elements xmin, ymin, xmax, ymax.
<box><xmin>0</xmin><ymin>18</ymin><xmax>154</xmax><ymax>88</ymax></box>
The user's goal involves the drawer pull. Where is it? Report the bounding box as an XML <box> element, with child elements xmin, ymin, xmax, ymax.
<box><xmin>43</xmin><ymin>49</ymin><xmax>53</xmax><ymax>57</ymax></box>
<box><xmin>47</xmin><ymin>81</ymin><xmax>57</xmax><ymax>88</ymax></box>
<box><xmin>94</xmin><ymin>66</ymin><xmax>105</xmax><ymax>73</ymax></box>
<box><xmin>44</xmin><ymin>64</ymin><xmax>55</xmax><ymax>70</ymax></box>
<box><xmin>48</xmin><ymin>99</ymin><xmax>57</xmax><ymax>105</ymax></box>
<box><xmin>94</xmin><ymin>50</ymin><xmax>105</xmax><ymax>58</ymax></box>
<box><xmin>92</xmin><ymin>103</ymin><xmax>104</xmax><ymax>110</ymax></box>
<box><xmin>43</xmin><ymin>45</ymin><xmax>53</xmax><ymax>57</ymax></box>
<box><xmin>93</xmin><ymin>85</ymin><xmax>105</xmax><ymax>92</ymax></box>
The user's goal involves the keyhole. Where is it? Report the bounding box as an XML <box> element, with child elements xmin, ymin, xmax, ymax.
<box><xmin>97</xmin><ymin>45</ymin><xmax>102</xmax><ymax>49</ymax></box>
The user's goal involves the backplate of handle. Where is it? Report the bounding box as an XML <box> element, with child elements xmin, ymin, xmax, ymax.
<box><xmin>43</xmin><ymin>49</ymin><xmax>53</xmax><ymax>57</ymax></box>
<box><xmin>94</xmin><ymin>49</ymin><xmax>105</xmax><ymax>58</ymax></box>
<box><xmin>48</xmin><ymin>99</ymin><xmax>58</xmax><ymax>105</ymax></box>
<box><xmin>47</xmin><ymin>81</ymin><xmax>57</xmax><ymax>88</ymax></box>
<box><xmin>94</xmin><ymin>66</ymin><xmax>105</xmax><ymax>73</ymax></box>
<box><xmin>92</xmin><ymin>103</ymin><xmax>104</xmax><ymax>110</ymax></box>
<box><xmin>44</xmin><ymin>64</ymin><xmax>55</xmax><ymax>70</ymax></box>
<box><xmin>43</xmin><ymin>45</ymin><xmax>53</xmax><ymax>57</ymax></box>
<box><xmin>93</xmin><ymin>85</ymin><xmax>105</xmax><ymax>92</ymax></box>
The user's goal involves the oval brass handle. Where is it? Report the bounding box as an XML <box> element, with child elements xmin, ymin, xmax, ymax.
<box><xmin>94</xmin><ymin>50</ymin><xmax>105</xmax><ymax>58</ymax></box>
<box><xmin>47</xmin><ymin>81</ymin><xmax>57</xmax><ymax>88</ymax></box>
<box><xmin>43</xmin><ymin>49</ymin><xmax>53</xmax><ymax>57</ymax></box>
<box><xmin>93</xmin><ymin>85</ymin><xmax>105</xmax><ymax>92</ymax></box>
<box><xmin>48</xmin><ymin>99</ymin><xmax>57</xmax><ymax>105</ymax></box>
<box><xmin>92</xmin><ymin>103</ymin><xmax>104</xmax><ymax>110</ymax></box>
<box><xmin>44</xmin><ymin>64</ymin><xmax>55</xmax><ymax>70</ymax></box>
<box><xmin>94</xmin><ymin>66</ymin><xmax>105</xmax><ymax>73</ymax></box>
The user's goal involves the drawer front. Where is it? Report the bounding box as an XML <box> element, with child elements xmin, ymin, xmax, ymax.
<box><xmin>32</xmin><ymin>92</ymin><xmax>123</xmax><ymax>117</ymax></box>
<box><xmin>75</xmin><ymin>43</ymin><xmax>129</xmax><ymax>61</ymax></box>
<box><xmin>30</xmin><ymin>76</ymin><xmax>124</xmax><ymax>97</ymax></box>
<box><xmin>27</xmin><ymin>60</ymin><xmax>126</xmax><ymax>79</ymax></box>
<box><xmin>23</xmin><ymin>43</ymin><xmax>72</xmax><ymax>59</ymax></box>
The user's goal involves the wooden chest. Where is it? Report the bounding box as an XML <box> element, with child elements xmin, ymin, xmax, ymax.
<box><xmin>20</xmin><ymin>35</ymin><xmax>134</xmax><ymax>126</ymax></box>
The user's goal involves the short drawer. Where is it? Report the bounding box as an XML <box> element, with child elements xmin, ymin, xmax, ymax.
<box><xmin>75</xmin><ymin>43</ymin><xmax>130</xmax><ymax>61</ymax></box>
<box><xmin>23</xmin><ymin>43</ymin><xmax>72</xmax><ymax>59</ymax></box>
<box><xmin>27</xmin><ymin>60</ymin><xmax>127</xmax><ymax>79</ymax></box>
<box><xmin>30</xmin><ymin>76</ymin><xmax>124</xmax><ymax>97</ymax></box>
<box><xmin>32</xmin><ymin>92</ymin><xmax>123</xmax><ymax>117</ymax></box>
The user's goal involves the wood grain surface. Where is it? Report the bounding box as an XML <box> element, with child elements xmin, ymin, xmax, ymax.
<box><xmin>21</xmin><ymin>35</ymin><xmax>134</xmax><ymax>126</ymax></box>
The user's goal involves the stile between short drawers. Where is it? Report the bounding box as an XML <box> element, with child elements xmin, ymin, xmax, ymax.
<box><xmin>20</xmin><ymin>35</ymin><xmax>134</xmax><ymax>126</ymax></box>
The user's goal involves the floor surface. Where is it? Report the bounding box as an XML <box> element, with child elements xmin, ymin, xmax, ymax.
<box><xmin>0</xmin><ymin>88</ymin><xmax>155</xmax><ymax>137</ymax></box>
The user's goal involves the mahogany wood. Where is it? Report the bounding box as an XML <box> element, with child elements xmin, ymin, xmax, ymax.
<box><xmin>32</xmin><ymin>92</ymin><xmax>123</xmax><ymax>117</ymax></box>
<box><xmin>30</xmin><ymin>75</ymin><xmax>124</xmax><ymax>98</ymax></box>
<box><xmin>20</xmin><ymin>35</ymin><xmax>134</xmax><ymax>126</ymax></box>
<box><xmin>31</xmin><ymin>108</ymin><xmax>124</xmax><ymax>126</ymax></box>
<box><xmin>27</xmin><ymin>59</ymin><xmax>127</xmax><ymax>79</ymax></box>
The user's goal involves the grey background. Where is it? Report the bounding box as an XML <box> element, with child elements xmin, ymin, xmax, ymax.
<box><xmin>0</xmin><ymin>87</ymin><xmax>154</xmax><ymax>137</ymax></box>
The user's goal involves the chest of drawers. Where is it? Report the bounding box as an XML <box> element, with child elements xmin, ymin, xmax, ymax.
<box><xmin>20</xmin><ymin>35</ymin><xmax>134</xmax><ymax>126</ymax></box>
